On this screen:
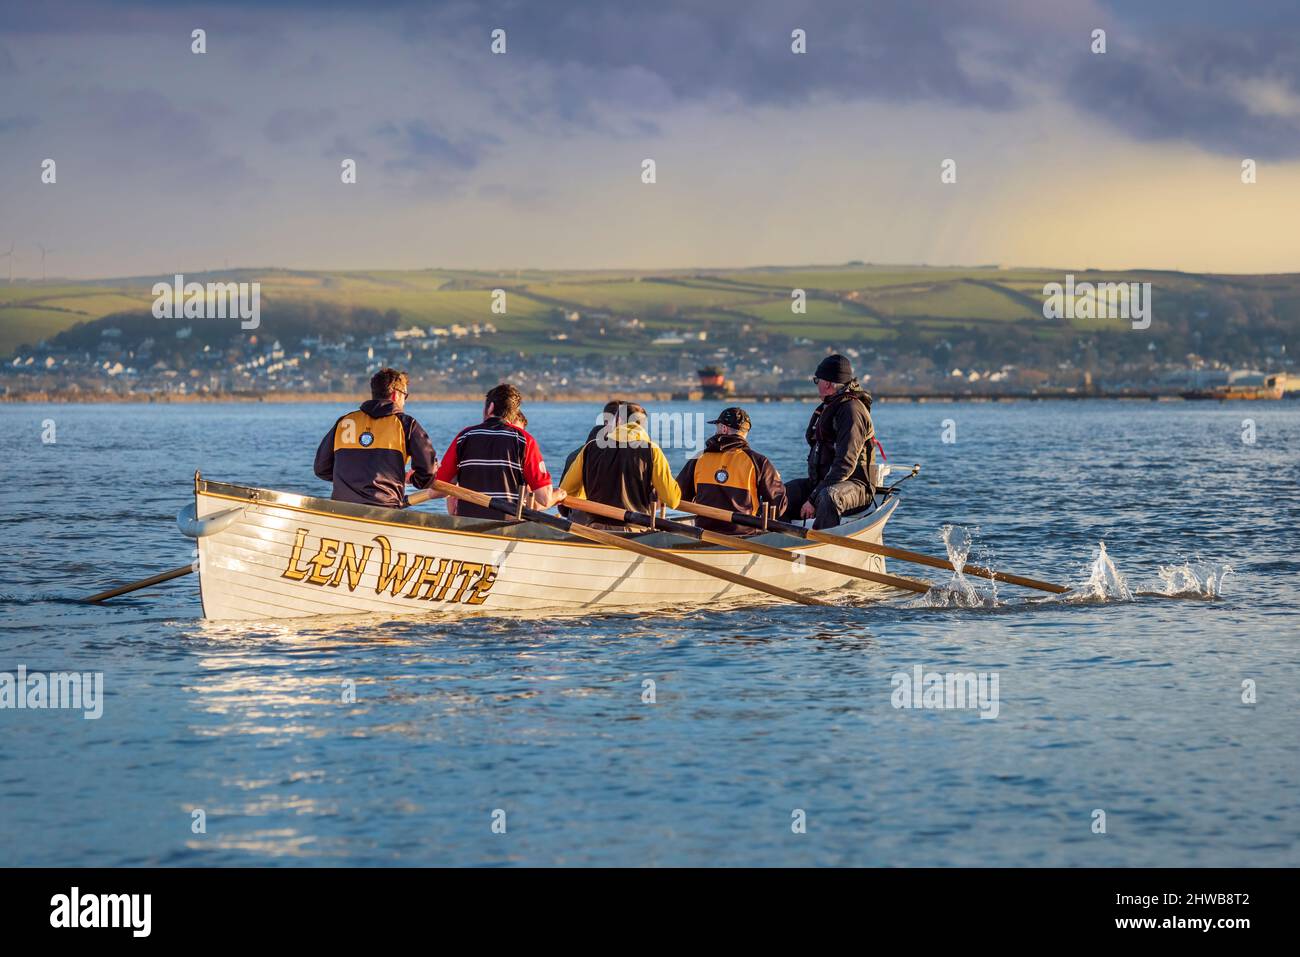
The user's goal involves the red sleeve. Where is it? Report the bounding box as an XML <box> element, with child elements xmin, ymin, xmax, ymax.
<box><xmin>522</xmin><ymin>431</ymin><xmax>551</xmax><ymax>490</ymax></box>
<box><xmin>434</xmin><ymin>429</ymin><xmax>463</xmax><ymax>483</ymax></box>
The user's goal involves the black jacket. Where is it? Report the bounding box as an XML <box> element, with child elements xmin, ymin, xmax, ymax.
<box><xmin>557</xmin><ymin>425</ymin><xmax>604</xmax><ymax>519</ymax></box>
<box><xmin>314</xmin><ymin>398</ymin><xmax>437</xmax><ymax>508</ymax></box>
<box><xmin>806</xmin><ymin>386</ymin><xmax>875</xmax><ymax>493</ymax></box>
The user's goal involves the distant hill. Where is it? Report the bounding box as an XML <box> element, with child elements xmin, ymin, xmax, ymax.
<box><xmin>2</xmin><ymin>264</ymin><xmax>1296</xmax><ymax>369</ymax></box>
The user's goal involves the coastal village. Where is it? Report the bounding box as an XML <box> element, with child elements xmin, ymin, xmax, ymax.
<box><xmin>3</xmin><ymin>316</ymin><xmax>1292</xmax><ymax>403</ymax></box>
<box><xmin>0</xmin><ymin>266</ymin><xmax>1295</xmax><ymax>402</ymax></box>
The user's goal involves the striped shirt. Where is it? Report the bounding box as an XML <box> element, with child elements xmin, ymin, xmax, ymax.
<box><xmin>435</xmin><ymin>418</ymin><xmax>551</xmax><ymax>519</ymax></box>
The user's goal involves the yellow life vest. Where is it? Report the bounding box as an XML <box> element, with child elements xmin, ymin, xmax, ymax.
<box><xmin>333</xmin><ymin>411</ymin><xmax>407</xmax><ymax>458</ymax></box>
<box><xmin>693</xmin><ymin>446</ymin><xmax>759</xmax><ymax>514</ymax></box>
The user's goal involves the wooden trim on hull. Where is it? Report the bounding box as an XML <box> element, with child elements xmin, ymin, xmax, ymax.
<box><xmin>192</xmin><ymin>479</ymin><xmax>898</xmax><ymax>620</ymax></box>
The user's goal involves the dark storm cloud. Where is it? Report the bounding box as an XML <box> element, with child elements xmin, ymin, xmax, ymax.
<box><xmin>401</xmin><ymin>0</ymin><xmax>1300</xmax><ymax>158</ymax></box>
<box><xmin>9</xmin><ymin>0</ymin><xmax>1300</xmax><ymax>157</ymax></box>
<box><xmin>410</xmin><ymin>0</ymin><xmax>1021</xmax><ymax>111</ymax></box>
<box><xmin>1062</xmin><ymin>28</ymin><xmax>1300</xmax><ymax>159</ymax></box>
<box><xmin>6</xmin><ymin>0</ymin><xmax>1024</xmax><ymax>108</ymax></box>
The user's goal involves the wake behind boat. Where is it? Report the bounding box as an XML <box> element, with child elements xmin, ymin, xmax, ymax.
<box><xmin>181</xmin><ymin>475</ymin><xmax>900</xmax><ymax>620</ymax></box>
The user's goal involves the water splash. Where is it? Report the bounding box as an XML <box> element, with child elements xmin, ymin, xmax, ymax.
<box><xmin>1072</xmin><ymin>541</ymin><xmax>1133</xmax><ymax>602</ymax></box>
<box><xmin>909</xmin><ymin>525</ymin><xmax>999</xmax><ymax>608</ymax></box>
<box><xmin>903</xmin><ymin>534</ymin><xmax>1228</xmax><ymax>610</ymax></box>
<box><xmin>942</xmin><ymin>524</ymin><xmax>973</xmax><ymax>574</ymax></box>
<box><xmin>1062</xmin><ymin>545</ymin><xmax>1230</xmax><ymax>603</ymax></box>
<box><xmin>1150</xmin><ymin>560</ymin><xmax>1232</xmax><ymax>599</ymax></box>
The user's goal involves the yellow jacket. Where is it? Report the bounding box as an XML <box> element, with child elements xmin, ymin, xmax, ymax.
<box><xmin>560</xmin><ymin>422</ymin><xmax>682</xmax><ymax>510</ymax></box>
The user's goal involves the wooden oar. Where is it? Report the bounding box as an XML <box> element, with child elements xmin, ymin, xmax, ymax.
<box><xmin>674</xmin><ymin>500</ymin><xmax>1069</xmax><ymax>594</ymax></box>
<box><xmin>84</xmin><ymin>564</ymin><xmax>193</xmax><ymax>603</ymax></box>
<box><xmin>562</xmin><ymin>496</ymin><xmax>931</xmax><ymax>595</ymax></box>
<box><xmin>426</xmin><ymin>481</ymin><xmax>830</xmax><ymax>607</ymax></box>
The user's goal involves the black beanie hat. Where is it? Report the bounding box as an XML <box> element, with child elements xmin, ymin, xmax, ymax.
<box><xmin>815</xmin><ymin>354</ymin><xmax>853</xmax><ymax>384</ymax></box>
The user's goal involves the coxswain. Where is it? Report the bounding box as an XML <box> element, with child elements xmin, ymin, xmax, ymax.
<box><xmin>782</xmin><ymin>354</ymin><xmax>877</xmax><ymax>528</ymax></box>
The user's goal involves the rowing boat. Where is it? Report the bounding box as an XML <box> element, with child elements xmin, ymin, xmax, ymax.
<box><xmin>181</xmin><ymin>473</ymin><xmax>900</xmax><ymax>620</ymax></box>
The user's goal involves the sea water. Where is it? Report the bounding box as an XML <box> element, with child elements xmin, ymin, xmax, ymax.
<box><xmin>0</xmin><ymin>400</ymin><xmax>1296</xmax><ymax>866</ymax></box>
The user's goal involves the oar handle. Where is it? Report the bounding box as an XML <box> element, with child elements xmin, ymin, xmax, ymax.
<box><xmin>430</xmin><ymin>479</ymin><xmax>491</xmax><ymax>506</ymax></box>
<box><xmin>676</xmin><ymin>499</ymin><xmax>797</xmax><ymax>533</ymax></box>
<box><xmin>407</xmin><ymin>486</ymin><xmax>441</xmax><ymax>506</ymax></box>
<box><xmin>561</xmin><ymin>495</ymin><xmax>657</xmax><ymax>527</ymax></box>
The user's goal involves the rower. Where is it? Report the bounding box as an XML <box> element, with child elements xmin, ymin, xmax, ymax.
<box><xmin>559</xmin><ymin>400</ymin><xmax>681</xmax><ymax>529</ymax></box>
<box><xmin>782</xmin><ymin>354</ymin><xmax>877</xmax><ymax>529</ymax></box>
<box><xmin>313</xmin><ymin>368</ymin><xmax>437</xmax><ymax>508</ymax></box>
<box><xmin>431</xmin><ymin>382</ymin><xmax>565</xmax><ymax>518</ymax></box>
<box><xmin>557</xmin><ymin>399</ymin><xmax>621</xmax><ymax>521</ymax></box>
<box><xmin>675</xmin><ymin>407</ymin><xmax>787</xmax><ymax>536</ymax></box>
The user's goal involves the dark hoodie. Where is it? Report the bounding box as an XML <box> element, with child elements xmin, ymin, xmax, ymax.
<box><xmin>557</xmin><ymin>424</ymin><xmax>604</xmax><ymax>520</ymax></box>
<box><xmin>314</xmin><ymin>398</ymin><xmax>437</xmax><ymax>508</ymax></box>
<box><xmin>806</xmin><ymin>385</ymin><xmax>874</xmax><ymax>493</ymax></box>
<box><xmin>676</xmin><ymin>433</ymin><xmax>787</xmax><ymax>535</ymax></box>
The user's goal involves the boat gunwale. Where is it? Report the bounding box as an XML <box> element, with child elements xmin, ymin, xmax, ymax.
<box><xmin>197</xmin><ymin>478</ymin><xmax>897</xmax><ymax>552</ymax></box>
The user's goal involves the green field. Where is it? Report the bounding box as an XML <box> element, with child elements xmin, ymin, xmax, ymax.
<box><xmin>867</xmin><ymin>281</ymin><xmax>1039</xmax><ymax>321</ymax></box>
<box><xmin>2</xmin><ymin>264</ymin><xmax>1296</xmax><ymax>360</ymax></box>
<box><xmin>0</xmin><ymin>286</ymin><xmax>157</xmax><ymax>354</ymax></box>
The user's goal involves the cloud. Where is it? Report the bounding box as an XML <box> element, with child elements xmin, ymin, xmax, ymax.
<box><xmin>13</xmin><ymin>0</ymin><xmax>1300</xmax><ymax>159</ymax></box>
<box><xmin>376</xmin><ymin>120</ymin><xmax>500</xmax><ymax>172</ymax></box>
<box><xmin>404</xmin><ymin>0</ymin><xmax>1025</xmax><ymax>114</ymax></box>
<box><xmin>75</xmin><ymin>87</ymin><xmax>257</xmax><ymax>189</ymax></box>
<box><xmin>1063</xmin><ymin>28</ymin><xmax>1300</xmax><ymax>159</ymax></box>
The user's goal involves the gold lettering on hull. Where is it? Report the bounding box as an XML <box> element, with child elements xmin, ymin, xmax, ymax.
<box><xmin>282</xmin><ymin>528</ymin><xmax>311</xmax><ymax>581</ymax></box>
<box><xmin>278</xmin><ymin>529</ymin><xmax>499</xmax><ymax>605</ymax></box>
<box><xmin>330</xmin><ymin>542</ymin><xmax>374</xmax><ymax>592</ymax></box>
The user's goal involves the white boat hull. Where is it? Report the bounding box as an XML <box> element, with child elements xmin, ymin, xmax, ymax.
<box><xmin>190</xmin><ymin>478</ymin><xmax>900</xmax><ymax>620</ymax></box>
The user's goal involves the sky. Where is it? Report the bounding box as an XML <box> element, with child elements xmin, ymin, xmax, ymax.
<box><xmin>2</xmin><ymin>0</ymin><xmax>1300</xmax><ymax>278</ymax></box>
